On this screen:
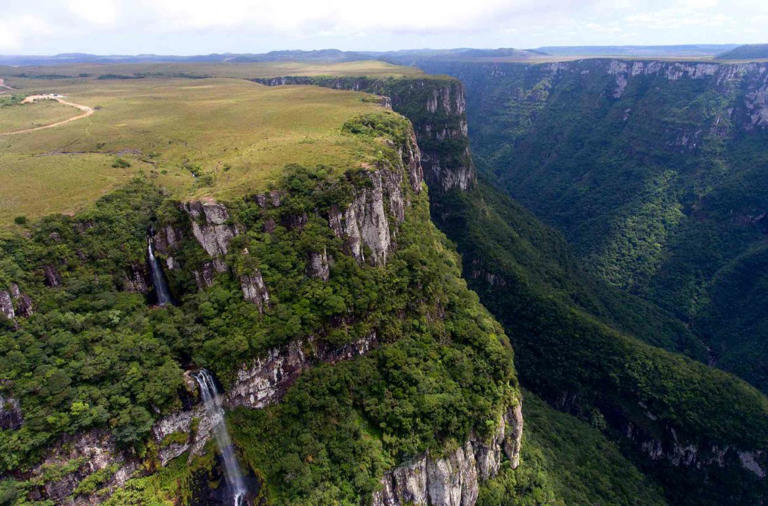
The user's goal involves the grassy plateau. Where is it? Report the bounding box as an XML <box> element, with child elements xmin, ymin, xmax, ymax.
<box><xmin>0</xmin><ymin>67</ymin><xmax>405</xmax><ymax>227</ymax></box>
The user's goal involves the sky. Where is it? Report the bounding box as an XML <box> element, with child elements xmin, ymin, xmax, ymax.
<box><xmin>1</xmin><ymin>0</ymin><xmax>766</xmax><ymax>55</ymax></box>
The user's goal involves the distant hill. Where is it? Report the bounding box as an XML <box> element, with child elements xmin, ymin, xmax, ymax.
<box><xmin>537</xmin><ymin>44</ymin><xmax>738</xmax><ymax>57</ymax></box>
<box><xmin>0</xmin><ymin>51</ymin><xmax>373</xmax><ymax>66</ymax></box>
<box><xmin>0</xmin><ymin>47</ymin><xmax>548</xmax><ymax>67</ymax></box>
<box><xmin>719</xmin><ymin>44</ymin><xmax>768</xmax><ymax>60</ymax></box>
<box><xmin>0</xmin><ymin>53</ymin><xmax>238</xmax><ymax>66</ymax></box>
<box><xmin>11</xmin><ymin>45</ymin><xmax>768</xmax><ymax>67</ymax></box>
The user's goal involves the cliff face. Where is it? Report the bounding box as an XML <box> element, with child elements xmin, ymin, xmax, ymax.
<box><xmin>3</xmin><ymin>110</ymin><xmax>520</xmax><ymax>505</ymax></box>
<box><xmin>254</xmin><ymin>76</ymin><xmax>474</xmax><ymax>194</ymax></box>
<box><xmin>0</xmin><ymin>392</ymin><xmax>23</xmax><ymax>430</ymax></box>
<box><xmin>373</xmin><ymin>404</ymin><xmax>523</xmax><ymax>506</ymax></box>
<box><xmin>0</xmin><ymin>283</ymin><xmax>34</xmax><ymax>323</ymax></box>
<box><xmin>410</xmin><ymin>58</ymin><xmax>768</xmax><ymax>392</ymax></box>
<box><xmin>301</xmin><ymin>60</ymin><xmax>768</xmax><ymax>504</ymax></box>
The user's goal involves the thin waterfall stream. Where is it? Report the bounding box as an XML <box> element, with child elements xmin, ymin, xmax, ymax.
<box><xmin>147</xmin><ymin>231</ymin><xmax>171</xmax><ymax>306</ymax></box>
<box><xmin>194</xmin><ymin>370</ymin><xmax>247</xmax><ymax>506</ymax></box>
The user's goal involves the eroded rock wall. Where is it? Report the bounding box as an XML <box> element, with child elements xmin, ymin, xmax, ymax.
<box><xmin>373</xmin><ymin>404</ymin><xmax>523</xmax><ymax>506</ymax></box>
<box><xmin>253</xmin><ymin>76</ymin><xmax>472</xmax><ymax>193</ymax></box>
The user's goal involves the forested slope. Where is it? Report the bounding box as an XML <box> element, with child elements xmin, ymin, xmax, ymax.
<box><xmin>410</xmin><ymin>58</ymin><xmax>768</xmax><ymax>396</ymax></box>
<box><xmin>266</xmin><ymin>67</ymin><xmax>768</xmax><ymax>504</ymax></box>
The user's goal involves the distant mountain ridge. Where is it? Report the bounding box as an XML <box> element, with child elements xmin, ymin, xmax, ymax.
<box><xmin>8</xmin><ymin>45</ymin><xmax>768</xmax><ymax>67</ymax></box>
<box><xmin>0</xmin><ymin>48</ymin><xmax>548</xmax><ymax>66</ymax></box>
<box><xmin>719</xmin><ymin>44</ymin><xmax>768</xmax><ymax>59</ymax></box>
<box><xmin>537</xmin><ymin>44</ymin><xmax>740</xmax><ymax>57</ymax></box>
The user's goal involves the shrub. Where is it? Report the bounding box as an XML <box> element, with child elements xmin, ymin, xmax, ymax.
<box><xmin>111</xmin><ymin>158</ymin><xmax>131</xmax><ymax>168</ymax></box>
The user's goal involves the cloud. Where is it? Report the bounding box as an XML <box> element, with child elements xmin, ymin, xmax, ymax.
<box><xmin>0</xmin><ymin>15</ymin><xmax>52</xmax><ymax>51</ymax></box>
<box><xmin>1</xmin><ymin>0</ymin><xmax>767</xmax><ymax>54</ymax></box>
<box><xmin>67</xmin><ymin>0</ymin><xmax>119</xmax><ymax>25</ymax></box>
<box><xmin>140</xmin><ymin>0</ymin><xmax>547</xmax><ymax>34</ymax></box>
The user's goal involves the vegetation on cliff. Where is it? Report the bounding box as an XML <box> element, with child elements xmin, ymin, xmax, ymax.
<box><xmin>432</xmin><ymin>179</ymin><xmax>768</xmax><ymax>504</ymax></box>
<box><xmin>419</xmin><ymin>59</ymin><xmax>768</xmax><ymax>397</ymax></box>
<box><xmin>0</xmin><ymin>110</ymin><xmax>520</xmax><ymax>504</ymax></box>
<box><xmin>257</xmin><ymin>65</ymin><xmax>768</xmax><ymax>504</ymax></box>
<box><xmin>479</xmin><ymin>391</ymin><xmax>666</xmax><ymax>506</ymax></box>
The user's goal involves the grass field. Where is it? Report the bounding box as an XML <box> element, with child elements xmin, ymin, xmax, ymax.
<box><xmin>0</xmin><ymin>74</ymin><xmax>393</xmax><ymax>227</ymax></box>
<box><xmin>0</xmin><ymin>98</ymin><xmax>79</xmax><ymax>132</ymax></box>
<box><xmin>0</xmin><ymin>60</ymin><xmax>428</xmax><ymax>81</ymax></box>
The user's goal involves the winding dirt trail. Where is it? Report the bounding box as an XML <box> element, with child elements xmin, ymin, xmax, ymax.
<box><xmin>0</xmin><ymin>95</ymin><xmax>94</xmax><ymax>137</ymax></box>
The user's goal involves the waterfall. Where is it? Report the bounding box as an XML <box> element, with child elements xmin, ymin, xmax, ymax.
<box><xmin>147</xmin><ymin>234</ymin><xmax>171</xmax><ymax>306</ymax></box>
<box><xmin>194</xmin><ymin>370</ymin><xmax>247</xmax><ymax>506</ymax></box>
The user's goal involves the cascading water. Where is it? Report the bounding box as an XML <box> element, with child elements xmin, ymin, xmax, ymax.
<box><xmin>194</xmin><ymin>370</ymin><xmax>247</xmax><ymax>506</ymax></box>
<box><xmin>147</xmin><ymin>231</ymin><xmax>171</xmax><ymax>306</ymax></box>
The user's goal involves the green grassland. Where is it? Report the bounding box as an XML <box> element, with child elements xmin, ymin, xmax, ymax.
<box><xmin>0</xmin><ymin>99</ymin><xmax>78</xmax><ymax>132</ymax></box>
<box><xmin>0</xmin><ymin>76</ymin><xmax>392</xmax><ymax>227</ymax></box>
<box><xmin>0</xmin><ymin>60</ymin><xmax>428</xmax><ymax>81</ymax></box>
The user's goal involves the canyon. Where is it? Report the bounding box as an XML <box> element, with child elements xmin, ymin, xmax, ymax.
<box><xmin>3</xmin><ymin>55</ymin><xmax>768</xmax><ymax>505</ymax></box>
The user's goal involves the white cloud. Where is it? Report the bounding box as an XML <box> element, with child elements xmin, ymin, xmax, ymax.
<box><xmin>140</xmin><ymin>0</ymin><xmax>543</xmax><ymax>34</ymax></box>
<box><xmin>0</xmin><ymin>15</ymin><xmax>52</xmax><ymax>50</ymax></box>
<box><xmin>67</xmin><ymin>0</ymin><xmax>120</xmax><ymax>25</ymax></box>
<box><xmin>0</xmin><ymin>0</ymin><xmax>767</xmax><ymax>54</ymax></box>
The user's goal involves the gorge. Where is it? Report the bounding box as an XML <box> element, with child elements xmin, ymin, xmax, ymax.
<box><xmin>2</xmin><ymin>54</ymin><xmax>768</xmax><ymax>505</ymax></box>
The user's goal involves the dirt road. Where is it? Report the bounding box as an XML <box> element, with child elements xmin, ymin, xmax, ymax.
<box><xmin>0</xmin><ymin>95</ymin><xmax>94</xmax><ymax>136</ymax></box>
<box><xmin>0</xmin><ymin>79</ymin><xmax>12</xmax><ymax>94</ymax></box>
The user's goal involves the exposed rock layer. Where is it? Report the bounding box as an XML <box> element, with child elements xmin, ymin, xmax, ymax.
<box><xmin>253</xmin><ymin>76</ymin><xmax>472</xmax><ymax>193</ymax></box>
<box><xmin>0</xmin><ymin>392</ymin><xmax>23</xmax><ymax>430</ymax></box>
<box><xmin>373</xmin><ymin>404</ymin><xmax>523</xmax><ymax>506</ymax></box>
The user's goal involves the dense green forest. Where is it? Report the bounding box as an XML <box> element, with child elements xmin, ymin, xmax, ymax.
<box><xmin>0</xmin><ymin>112</ymin><xmax>520</xmax><ymax>503</ymax></box>
<box><xmin>283</xmin><ymin>66</ymin><xmax>768</xmax><ymax>504</ymax></box>
<box><xmin>429</xmin><ymin>180</ymin><xmax>768</xmax><ymax>505</ymax></box>
<box><xmin>409</xmin><ymin>58</ymin><xmax>768</xmax><ymax>396</ymax></box>
<box><xmin>478</xmin><ymin>391</ymin><xmax>667</xmax><ymax>506</ymax></box>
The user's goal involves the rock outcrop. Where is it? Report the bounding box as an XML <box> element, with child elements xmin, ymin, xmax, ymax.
<box><xmin>184</xmin><ymin>201</ymin><xmax>239</xmax><ymax>272</ymax></box>
<box><xmin>307</xmin><ymin>249</ymin><xmax>330</xmax><ymax>280</ymax></box>
<box><xmin>153</xmin><ymin>332</ymin><xmax>380</xmax><ymax>466</ymax></box>
<box><xmin>253</xmin><ymin>76</ymin><xmax>472</xmax><ymax>194</ymax></box>
<box><xmin>326</xmin><ymin>144</ymin><xmax>422</xmax><ymax>266</ymax></box>
<box><xmin>123</xmin><ymin>264</ymin><xmax>149</xmax><ymax>293</ymax></box>
<box><xmin>372</xmin><ymin>403</ymin><xmax>523</xmax><ymax>506</ymax></box>
<box><xmin>0</xmin><ymin>290</ymin><xmax>14</xmax><ymax>320</ymax></box>
<box><xmin>623</xmin><ymin>417</ymin><xmax>768</xmax><ymax>478</ymax></box>
<box><xmin>2</xmin><ymin>283</ymin><xmax>35</xmax><ymax>321</ymax></box>
<box><xmin>0</xmin><ymin>392</ymin><xmax>23</xmax><ymax>429</ymax></box>
<box><xmin>43</xmin><ymin>265</ymin><xmax>61</xmax><ymax>287</ymax></box>
<box><xmin>602</xmin><ymin>61</ymin><xmax>768</xmax><ymax>130</ymax></box>
<box><xmin>240</xmin><ymin>272</ymin><xmax>270</xmax><ymax>311</ymax></box>
<box><xmin>328</xmin><ymin>169</ymin><xmax>397</xmax><ymax>265</ymax></box>
<box><xmin>225</xmin><ymin>333</ymin><xmax>378</xmax><ymax>410</ymax></box>
<box><xmin>9</xmin><ymin>283</ymin><xmax>34</xmax><ymax>318</ymax></box>
<box><xmin>15</xmin><ymin>294</ymin><xmax>34</xmax><ymax>318</ymax></box>
<box><xmin>152</xmin><ymin>224</ymin><xmax>183</xmax><ymax>271</ymax></box>
<box><xmin>407</xmin><ymin>80</ymin><xmax>474</xmax><ymax>193</ymax></box>
<box><xmin>27</xmin><ymin>429</ymin><xmax>138</xmax><ymax>505</ymax></box>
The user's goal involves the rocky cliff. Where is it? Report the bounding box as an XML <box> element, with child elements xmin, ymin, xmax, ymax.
<box><xmin>2</xmin><ymin>108</ymin><xmax>520</xmax><ymax>505</ymax></box>
<box><xmin>330</xmin><ymin>58</ymin><xmax>768</xmax><ymax>505</ymax></box>
<box><xmin>0</xmin><ymin>283</ymin><xmax>34</xmax><ymax>323</ymax></box>
<box><xmin>373</xmin><ymin>404</ymin><xmax>523</xmax><ymax>506</ymax></box>
<box><xmin>253</xmin><ymin>76</ymin><xmax>475</xmax><ymax>194</ymax></box>
<box><xmin>410</xmin><ymin>58</ymin><xmax>768</xmax><ymax>390</ymax></box>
